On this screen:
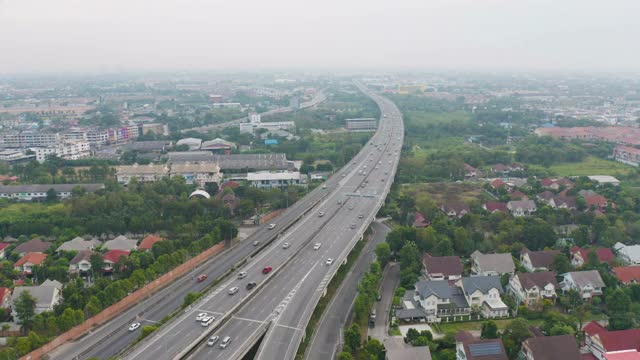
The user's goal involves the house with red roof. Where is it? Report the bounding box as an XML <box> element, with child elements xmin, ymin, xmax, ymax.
<box><xmin>541</xmin><ymin>178</ymin><xmax>561</xmax><ymax>190</ymax></box>
<box><xmin>585</xmin><ymin>195</ymin><xmax>611</xmax><ymax>211</ymax></box>
<box><xmin>509</xmin><ymin>190</ymin><xmax>528</xmax><ymax>200</ymax></box>
<box><xmin>0</xmin><ymin>287</ymin><xmax>11</xmax><ymax>308</ymax></box>
<box><xmin>14</xmin><ymin>252</ymin><xmax>48</xmax><ymax>274</ymax></box>
<box><xmin>612</xmin><ymin>266</ymin><xmax>640</xmax><ymax>285</ymax></box>
<box><xmin>463</xmin><ymin>164</ymin><xmax>479</xmax><ymax>179</ymax></box>
<box><xmin>219</xmin><ymin>180</ymin><xmax>240</xmax><ymax>191</ymax></box>
<box><xmin>491</xmin><ymin>179</ymin><xmax>508</xmax><ymax>190</ymax></box>
<box><xmin>103</xmin><ymin>250</ymin><xmax>130</xmax><ymax>273</ymax></box>
<box><xmin>139</xmin><ymin>234</ymin><xmax>164</xmax><ymax>251</ymax></box>
<box><xmin>584</xmin><ymin>321</ymin><xmax>640</xmax><ymax>360</ymax></box>
<box><xmin>0</xmin><ymin>243</ymin><xmax>9</xmax><ymax>259</ymax></box>
<box><xmin>483</xmin><ymin>202</ymin><xmax>508</xmax><ymax>213</ymax></box>
<box><xmin>570</xmin><ymin>246</ymin><xmax>615</xmax><ymax>267</ymax></box>
<box><xmin>422</xmin><ymin>254</ymin><xmax>463</xmax><ymax>280</ymax></box>
<box><xmin>412</xmin><ymin>212</ymin><xmax>431</xmax><ymax>228</ymax></box>
<box><xmin>440</xmin><ymin>201</ymin><xmax>470</xmax><ymax>218</ymax></box>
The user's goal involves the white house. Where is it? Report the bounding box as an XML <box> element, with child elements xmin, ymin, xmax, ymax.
<box><xmin>69</xmin><ymin>250</ymin><xmax>93</xmax><ymax>273</ymax></box>
<box><xmin>560</xmin><ymin>270</ymin><xmax>605</xmax><ymax>299</ymax></box>
<box><xmin>507</xmin><ymin>200</ymin><xmax>537</xmax><ymax>217</ymax></box>
<box><xmin>11</xmin><ymin>285</ymin><xmax>61</xmax><ymax>321</ymax></box>
<box><xmin>508</xmin><ymin>272</ymin><xmax>558</xmax><ymax>307</ymax></box>
<box><xmin>457</xmin><ymin>276</ymin><xmax>509</xmax><ymax>319</ymax></box>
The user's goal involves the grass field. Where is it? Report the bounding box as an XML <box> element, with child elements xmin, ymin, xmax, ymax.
<box><xmin>436</xmin><ymin>318</ymin><xmax>543</xmax><ymax>334</ymax></box>
<box><xmin>402</xmin><ymin>182</ymin><xmax>489</xmax><ymax>204</ymax></box>
<box><xmin>530</xmin><ymin>156</ymin><xmax>634</xmax><ymax>177</ymax></box>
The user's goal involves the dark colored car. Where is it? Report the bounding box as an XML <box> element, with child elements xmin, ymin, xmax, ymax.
<box><xmin>246</xmin><ymin>282</ymin><xmax>257</xmax><ymax>290</ymax></box>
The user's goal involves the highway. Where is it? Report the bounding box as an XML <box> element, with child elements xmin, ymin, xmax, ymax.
<box><xmin>304</xmin><ymin>221</ymin><xmax>391</xmax><ymax>360</ymax></box>
<box><xmin>182</xmin><ymin>90</ymin><xmax>326</xmax><ymax>134</ymax></box>
<box><xmin>50</xmin><ymin>163</ymin><xmax>337</xmax><ymax>360</ymax></box>
<box><xmin>176</xmin><ymin>85</ymin><xmax>404</xmax><ymax>360</ymax></box>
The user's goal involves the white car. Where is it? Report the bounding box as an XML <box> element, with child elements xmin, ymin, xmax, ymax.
<box><xmin>358</xmin><ymin>214</ymin><xmax>364</xmax><ymax>219</ymax></box>
<box><xmin>268</xmin><ymin>223</ymin><xmax>276</xmax><ymax>229</ymax></box>
<box><xmin>228</xmin><ymin>287</ymin><xmax>239</xmax><ymax>295</ymax></box>
<box><xmin>253</xmin><ymin>240</ymin><xmax>261</xmax><ymax>246</ymax></box>
<box><xmin>237</xmin><ymin>271</ymin><xmax>248</xmax><ymax>279</ymax></box>
<box><xmin>207</xmin><ymin>335</ymin><xmax>219</xmax><ymax>347</ymax></box>
<box><xmin>129</xmin><ymin>322</ymin><xmax>141</xmax><ymax>332</ymax></box>
<box><xmin>349</xmin><ymin>205</ymin><xmax>354</xmax><ymax>210</ymax></box>
<box><xmin>350</xmin><ymin>224</ymin><xmax>356</xmax><ymax>229</ymax></box>
<box><xmin>313</xmin><ymin>243</ymin><xmax>322</xmax><ymax>250</ymax></box>
<box><xmin>326</xmin><ymin>258</ymin><xmax>334</xmax><ymax>266</ymax></box>
<box><xmin>196</xmin><ymin>313</ymin><xmax>208</xmax><ymax>321</ymax></box>
<box><xmin>318</xmin><ymin>211</ymin><xmax>325</xmax><ymax>217</ymax></box>
<box><xmin>201</xmin><ymin>316</ymin><xmax>214</xmax><ymax>327</ymax></box>
<box><xmin>282</xmin><ymin>242</ymin><xmax>290</xmax><ymax>249</ymax></box>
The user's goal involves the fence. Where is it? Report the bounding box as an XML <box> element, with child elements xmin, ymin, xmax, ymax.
<box><xmin>21</xmin><ymin>242</ymin><xmax>225</xmax><ymax>360</ymax></box>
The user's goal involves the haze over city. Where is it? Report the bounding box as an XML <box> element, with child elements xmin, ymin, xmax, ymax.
<box><xmin>1</xmin><ymin>0</ymin><xmax>640</xmax><ymax>74</ymax></box>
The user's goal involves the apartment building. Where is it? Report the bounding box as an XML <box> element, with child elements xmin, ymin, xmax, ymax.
<box><xmin>0</xmin><ymin>131</ymin><xmax>61</xmax><ymax>148</ymax></box>
<box><xmin>30</xmin><ymin>141</ymin><xmax>90</xmax><ymax>162</ymax></box>
<box><xmin>345</xmin><ymin>118</ymin><xmax>377</xmax><ymax>131</ymax></box>
<box><xmin>613</xmin><ymin>145</ymin><xmax>640</xmax><ymax>167</ymax></box>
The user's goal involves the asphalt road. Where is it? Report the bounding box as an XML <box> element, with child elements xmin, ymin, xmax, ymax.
<box><xmin>182</xmin><ymin>91</ymin><xmax>326</xmax><ymax>134</ymax></box>
<box><xmin>182</xmin><ymin>87</ymin><xmax>404</xmax><ymax>360</ymax></box>
<box><xmin>305</xmin><ymin>221</ymin><xmax>391</xmax><ymax>360</ymax></box>
<box><xmin>50</xmin><ymin>169</ymin><xmax>335</xmax><ymax>360</ymax></box>
<box><xmin>369</xmin><ymin>262</ymin><xmax>400</xmax><ymax>341</ymax></box>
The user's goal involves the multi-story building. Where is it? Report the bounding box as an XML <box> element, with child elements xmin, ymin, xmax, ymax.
<box><xmin>170</xmin><ymin>162</ymin><xmax>223</xmax><ymax>187</ymax></box>
<box><xmin>613</xmin><ymin>145</ymin><xmax>640</xmax><ymax>167</ymax></box>
<box><xmin>115</xmin><ymin>163</ymin><xmax>169</xmax><ymax>184</ymax></box>
<box><xmin>86</xmin><ymin>130</ymin><xmax>110</xmax><ymax>145</ymax></box>
<box><xmin>0</xmin><ymin>149</ymin><xmax>35</xmax><ymax>164</ymax></box>
<box><xmin>246</xmin><ymin>171</ymin><xmax>304</xmax><ymax>189</ymax></box>
<box><xmin>240</xmin><ymin>113</ymin><xmax>295</xmax><ymax>134</ymax></box>
<box><xmin>1</xmin><ymin>131</ymin><xmax>61</xmax><ymax>148</ymax></box>
<box><xmin>30</xmin><ymin>141</ymin><xmax>90</xmax><ymax>162</ymax></box>
<box><xmin>345</xmin><ymin>118</ymin><xmax>377</xmax><ymax>131</ymax></box>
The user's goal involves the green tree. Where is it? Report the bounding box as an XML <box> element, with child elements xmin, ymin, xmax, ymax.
<box><xmin>550</xmin><ymin>324</ymin><xmax>575</xmax><ymax>336</ymax></box>
<box><xmin>374</xmin><ymin>243</ymin><xmax>391</xmax><ymax>266</ymax></box>
<box><xmin>344</xmin><ymin>323</ymin><xmax>361</xmax><ymax>353</ymax></box>
<box><xmin>364</xmin><ymin>338</ymin><xmax>385</xmax><ymax>360</ymax></box>
<box><xmin>337</xmin><ymin>352</ymin><xmax>354</xmax><ymax>360</ymax></box>
<box><xmin>46</xmin><ymin>188</ymin><xmax>58</xmax><ymax>202</ymax></box>
<box><xmin>552</xmin><ymin>254</ymin><xmax>571</xmax><ymax>274</ymax></box>
<box><xmin>481</xmin><ymin>320</ymin><xmax>499</xmax><ymax>339</ymax></box>
<box><xmin>501</xmin><ymin>318</ymin><xmax>531</xmax><ymax>358</ymax></box>
<box><xmin>182</xmin><ymin>292</ymin><xmax>202</xmax><ymax>308</ymax></box>
<box><xmin>14</xmin><ymin>290</ymin><xmax>37</xmax><ymax>330</ymax></box>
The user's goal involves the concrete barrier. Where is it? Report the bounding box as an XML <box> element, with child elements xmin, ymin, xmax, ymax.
<box><xmin>21</xmin><ymin>242</ymin><xmax>225</xmax><ymax>360</ymax></box>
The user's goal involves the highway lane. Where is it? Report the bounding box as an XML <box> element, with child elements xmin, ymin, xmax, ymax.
<box><xmin>186</xmin><ymin>86</ymin><xmax>403</xmax><ymax>360</ymax></box>
<box><xmin>182</xmin><ymin>91</ymin><xmax>326</xmax><ymax>134</ymax></box>
<box><xmin>305</xmin><ymin>221</ymin><xmax>391</xmax><ymax>360</ymax></box>
<box><xmin>123</xmin><ymin>120</ymin><xmax>384</xmax><ymax>360</ymax></box>
<box><xmin>50</xmin><ymin>169</ymin><xmax>338</xmax><ymax>360</ymax></box>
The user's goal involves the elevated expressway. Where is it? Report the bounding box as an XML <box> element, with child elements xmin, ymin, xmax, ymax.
<box><xmin>123</xmin><ymin>84</ymin><xmax>403</xmax><ymax>360</ymax></box>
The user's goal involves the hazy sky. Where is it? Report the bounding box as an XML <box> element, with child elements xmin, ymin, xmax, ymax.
<box><xmin>1</xmin><ymin>0</ymin><xmax>639</xmax><ymax>74</ymax></box>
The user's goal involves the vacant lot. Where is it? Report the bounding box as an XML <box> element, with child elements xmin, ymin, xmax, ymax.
<box><xmin>402</xmin><ymin>182</ymin><xmax>488</xmax><ymax>205</ymax></box>
<box><xmin>529</xmin><ymin>156</ymin><xmax>633</xmax><ymax>177</ymax></box>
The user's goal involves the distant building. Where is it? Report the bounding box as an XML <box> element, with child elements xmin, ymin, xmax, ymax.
<box><xmin>30</xmin><ymin>141</ymin><xmax>91</xmax><ymax>163</ymax></box>
<box><xmin>176</xmin><ymin>138</ymin><xmax>203</xmax><ymax>151</ymax></box>
<box><xmin>345</xmin><ymin>118</ymin><xmax>377</xmax><ymax>131</ymax></box>
<box><xmin>246</xmin><ymin>171</ymin><xmax>304</xmax><ymax>189</ymax></box>
<box><xmin>588</xmin><ymin>175</ymin><xmax>621</xmax><ymax>186</ymax></box>
<box><xmin>208</xmin><ymin>94</ymin><xmax>223</xmax><ymax>103</ymax></box>
<box><xmin>0</xmin><ymin>184</ymin><xmax>104</xmax><ymax>201</ymax></box>
<box><xmin>140</xmin><ymin>123</ymin><xmax>169</xmax><ymax>136</ymax></box>
<box><xmin>507</xmin><ymin>200</ymin><xmax>537</xmax><ymax>217</ymax></box>
<box><xmin>613</xmin><ymin>145</ymin><xmax>640</xmax><ymax>167</ymax></box>
<box><xmin>170</xmin><ymin>162</ymin><xmax>223</xmax><ymax>187</ymax></box>
<box><xmin>116</xmin><ymin>163</ymin><xmax>169</xmax><ymax>184</ymax></box>
<box><xmin>0</xmin><ymin>149</ymin><xmax>35</xmax><ymax>165</ymax></box>
<box><xmin>200</xmin><ymin>138</ymin><xmax>237</xmax><ymax>152</ymax></box>
<box><xmin>240</xmin><ymin>113</ymin><xmax>295</xmax><ymax>134</ymax></box>
<box><xmin>0</xmin><ymin>131</ymin><xmax>60</xmax><ymax>148</ymax></box>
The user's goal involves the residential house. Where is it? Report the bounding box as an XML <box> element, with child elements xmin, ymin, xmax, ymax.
<box><xmin>552</xmin><ymin>196</ymin><xmax>578</xmax><ymax>210</ymax></box>
<box><xmin>399</xmin><ymin>280</ymin><xmax>470</xmax><ymax>323</ymax></box>
<box><xmin>509</xmin><ymin>190</ymin><xmax>528</xmax><ymax>200</ymax></box>
<box><xmin>536</xmin><ymin>191</ymin><xmax>555</xmax><ymax>205</ymax></box>
<box><xmin>541</xmin><ymin>178</ymin><xmax>561</xmax><ymax>190</ymax></box>
<box><xmin>464</xmin><ymin>164</ymin><xmax>479</xmax><ymax>179</ymax></box>
<box><xmin>457</xmin><ymin>276</ymin><xmax>509</xmax><ymax>318</ymax></box>
<box><xmin>422</xmin><ymin>254</ymin><xmax>463</xmax><ymax>280</ymax></box>
<box><xmin>613</xmin><ymin>145</ymin><xmax>640</xmax><ymax>167</ymax></box>
<box><xmin>0</xmin><ymin>243</ymin><xmax>9</xmax><ymax>259</ymax></box>
<box><xmin>10</xmin><ymin>284</ymin><xmax>61</xmax><ymax>320</ymax></box>
<box><xmin>14</xmin><ymin>252</ymin><xmax>48</xmax><ymax>274</ymax></box>
<box><xmin>492</xmin><ymin>163</ymin><xmax>523</xmax><ymax>176</ymax></box>
<box><xmin>470</xmin><ymin>251</ymin><xmax>515</xmax><ymax>276</ymax></box>
<box><xmin>490</xmin><ymin>179</ymin><xmax>508</xmax><ymax>190</ymax></box>
<box><xmin>14</xmin><ymin>238</ymin><xmax>52</xmax><ymax>257</ymax></box>
<box><xmin>413</xmin><ymin>212</ymin><xmax>431</xmax><ymax>228</ymax></box>
<box><xmin>455</xmin><ymin>332</ymin><xmax>508</xmax><ymax>360</ymax></box>
<box><xmin>570</xmin><ymin>246</ymin><xmax>615</xmax><ymax>267</ymax></box>
<box><xmin>560</xmin><ymin>270</ymin><xmax>605</xmax><ymax>299</ymax></box>
<box><xmin>103</xmin><ymin>235</ymin><xmax>137</xmax><ymax>251</ymax></box>
<box><xmin>69</xmin><ymin>250</ymin><xmax>93</xmax><ymax>273</ymax></box>
<box><xmin>585</xmin><ymin>195</ymin><xmax>611</xmax><ymax>211</ymax></box>
<box><xmin>41</xmin><ymin>279</ymin><xmax>63</xmax><ymax>290</ymax></box>
<box><xmin>520</xmin><ymin>248</ymin><xmax>561</xmax><ymax>272</ymax></box>
<box><xmin>614</xmin><ymin>242</ymin><xmax>640</xmax><ymax>265</ymax></box>
<box><xmin>584</xmin><ymin>321</ymin><xmax>640</xmax><ymax>360</ymax></box>
<box><xmin>507</xmin><ymin>200</ymin><xmax>537</xmax><ymax>217</ymax></box>
<box><xmin>483</xmin><ymin>202</ymin><xmax>508</xmax><ymax>214</ymax></box>
<box><xmin>103</xmin><ymin>249</ymin><xmax>130</xmax><ymax>273</ymax></box>
<box><xmin>508</xmin><ymin>272</ymin><xmax>558</xmax><ymax>306</ymax></box>
<box><xmin>440</xmin><ymin>202</ymin><xmax>470</xmax><ymax>218</ymax></box>
<box><xmin>612</xmin><ymin>266</ymin><xmax>640</xmax><ymax>285</ymax></box>
<box><xmin>0</xmin><ymin>287</ymin><xmax>11</xmax><ymax>308</ymax></box>
<box><xmin>138</xmin><ymin>234</ymin><xmax>163</xmax><ymax>252</ymax></box>
<box><xmin>56</xmin><ymin>236</ymin><xmax>101</xmax><ymax>253</ymax></box>
<box><xmin>521</xmin><ymin>335</ymin><xmax>581</xmax><ymax>360</ymax></box>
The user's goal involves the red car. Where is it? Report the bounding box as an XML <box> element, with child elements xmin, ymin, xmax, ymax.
<box><xmin>262</xmin><ymin>266</ymin><xmax>273</xmax><ymax>274</ymax></box>
<box><xmin>197</xmin><ymin>274</ymin><xmax>208</xmax><ymax>282</ymax></box>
